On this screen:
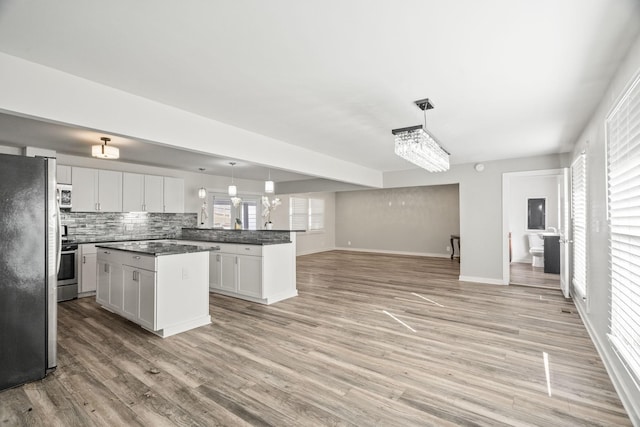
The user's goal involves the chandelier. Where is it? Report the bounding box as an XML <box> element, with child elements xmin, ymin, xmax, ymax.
<box><xmin>392</xmin><ymin>98</ymin><xmax>449</xmax><ymax>172</ymax></box>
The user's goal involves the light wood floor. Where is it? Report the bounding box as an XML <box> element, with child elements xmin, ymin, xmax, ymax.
<box><xmin>510</xmin><ymin>262</ymin><xmax>561</xmax><ymax>290</ymax></box>
<box><xmin>0</xmin><ymin>251</ymin><xmax>630</xmax><ymax>426</ymax></box>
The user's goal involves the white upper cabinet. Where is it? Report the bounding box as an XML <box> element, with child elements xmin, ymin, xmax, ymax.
<box><xmin>144</xmin><ymin>175</ymin><xmax>164</xmax><ymax>212</ymax></box>
<box><xmin>122</xmin><ymin>173</ymin><xmax>164</xmax><ymax>213</ymax></box>
<box><xmin>163</xmin><ymin>177</ymin><xmax>184</xmax><ymax>213</ymax></box>
<box><xmin>71</xmin><ymin>167</ymin><xmax>122</xmax><ymax>212</ymax></box>
<box><xmin>56</xmin><ymin>165</ymin><xmax>72</xmax><ymax>184</ymax></box>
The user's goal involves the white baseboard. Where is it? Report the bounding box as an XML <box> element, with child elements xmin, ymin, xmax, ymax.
<box><xmin>574</xmin><ymin>299</ymin><xmax>640</xmax><ymax>426</ymax></box>
<box><xmin>296</xmin><ymin>247</ymin><xmax>335</xmax><ymax>256</ymax></box>
<box><xmin>333</xmin><ymin>246</ymin><xmax>450</xmax><ymax>258</ymax></box>
<box><xmin>458</xmin><ymin>275</ymin><xmax>506</xmax><ymax>285</ymax></box>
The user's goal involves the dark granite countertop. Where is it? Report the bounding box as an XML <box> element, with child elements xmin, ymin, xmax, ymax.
<box><xmin>182</xmin><ymin>238</ymin><xmax>290</xmax><ymax>246</ymax></box>
<box><xmin>95</xmin><ymin>241</ymin><xmax>220</xmax><ymax>256</ymax></box>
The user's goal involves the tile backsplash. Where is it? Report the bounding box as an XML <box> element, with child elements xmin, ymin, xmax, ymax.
<box><xmin>61</xmin><ymin>211</ymin><xmax>197</xmax><ymax>243</ymax></box>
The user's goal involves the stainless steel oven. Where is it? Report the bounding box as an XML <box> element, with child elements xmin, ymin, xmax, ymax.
<box><xmin>57</xmin><ymin>243</ymin><xmax>78</xmax><ymax>302</ymax></box>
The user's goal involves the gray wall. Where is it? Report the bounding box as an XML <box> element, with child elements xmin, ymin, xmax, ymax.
<box><xmin>384</xmin><ymin>154</ymin><xmax>568</xmax><ymax>283</ymax></box>
<box><xmin>335</xmin><ymin>184</ymin><xmax>459</xmax><ymax>256</ymax></box>
<box><xmin>569</xmin><ymin>30</ymin><xmax>640</xmax><ymax>424</ymax></box>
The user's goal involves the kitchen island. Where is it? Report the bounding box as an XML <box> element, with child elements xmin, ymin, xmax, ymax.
<box><xmin>95</xmin><ymin>241</ymin><xmax>219</xmax><ymax>338</ymax></box>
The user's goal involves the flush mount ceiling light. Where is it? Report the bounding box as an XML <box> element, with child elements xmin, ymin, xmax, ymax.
<box><xmin>198</xmin><ymin>168</ymin><xmax>206</xmax><ymax>199</ymax></box>
<box><xmin>228</xmin><ymin>162</ymin><xmax>238</xmax><ymax>197</ymax></box>
<box><xmin>265</xmin><ymin>169</ymin><xmax>274</xmax><ymax>194</ymax></box>
<box><xmin>392</xmin><ymin>98</ymin><xmax>449</xmax><ymax>172</ymax></box>
<box><xmin>91</xmin><ymin>136</ymin><xmax>119</xmax><ymax>159</ymax></box>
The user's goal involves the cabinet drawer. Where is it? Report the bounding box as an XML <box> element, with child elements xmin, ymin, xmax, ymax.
<box><xmin>237</xmin><ymin>245</ymin><xmax>262</xmax><ymax>256</ymax></box>
<box><xmin>97</xmin><ymin>248</ymin><xmax>122</xmax><ymax>264</ymax></box>
<box><xmin>216</xmin><ymin>243</ymin><xmax>237</xmax><ymax>254</ymax></box>
<box><xmin>80</xmin><ymin>244</ymin><xmax>97</xmax><ymax>254</ymax></box>
<box><xmin>122</xmin><ymin>253</ymin><xmax>156</xmax><ymax>271</ymax></box>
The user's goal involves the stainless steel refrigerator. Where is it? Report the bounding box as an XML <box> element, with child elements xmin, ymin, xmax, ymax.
<box><xmin>0</xmin><ymin>152</ymin><xmax>58</xmax><ymax>391</ymax></box>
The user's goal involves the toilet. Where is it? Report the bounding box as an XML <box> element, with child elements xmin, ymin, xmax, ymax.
<box><xmin>528</xmin><ymin>233</ymin><xmax>544</xmax><ymax>267</ymax></box>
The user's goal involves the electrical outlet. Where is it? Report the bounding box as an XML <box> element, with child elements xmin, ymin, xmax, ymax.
<box><xmin>348</xmin><ymin>241</ymin><xmax>351</xmax><ymax>246</ymax></box>
<box><xmin>125</xmin><ymin>224</ymin><xmax>133</xmax><ymax>231</ymax></box>
<box><xmin>446</xmin><ymin>245</ymin><xmax>451</xmax><ymax>252</ymax></box>
<box><xmin>182</xmin><ymin>268</ymin><xmax>189</xmax><ymax>280</ymax></box>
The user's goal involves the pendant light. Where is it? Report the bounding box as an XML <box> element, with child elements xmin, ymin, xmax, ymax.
<box><xmin>92</xmin><ymin>136</ymin><xmax>119</xmax><ymax>159</ymax></box>
<box><xmin>265</xmin><ymin>169</ymin><xmax>275</xmax><ymax>194</ymax></box>
<box><xmin>228</xmin><ymin>162</ymin><xmax>237</xmax><ymax>197</ymax></box>
<box><xmin>197</xmin><ymin>168</ymin><xmax>206</xmax><ymax>199</ymax></box>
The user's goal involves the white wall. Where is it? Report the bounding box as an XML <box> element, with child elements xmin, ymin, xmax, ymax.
<box><xmin>269</xmin><ymin>192</ymin><xmax>336</xmax><ymax>256</ymax></box>
<box><xmin>508</xmin><ymin>174</ymin><xmax>559</xmax><ymax>263</ymax></box>
<box><xmin>334</xmin><ymin>184</ymin><xmax>460</xmax><ymax>257</ymax></box>
<box><xmin>384</xmin><ymin>154</ymin><xmax>568</xmax><ymax>284</ymax></box>
<box><xmin>567</xmin><ymin>31</ymin><xmax>640</xmax><ymax>425</ymax></box>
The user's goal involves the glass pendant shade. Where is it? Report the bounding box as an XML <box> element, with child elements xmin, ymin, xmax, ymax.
<box><xmin>392</xmin><ymin>125</ymin><xmax>449</xmax><ymax>172</ymax></box>
<box><xmin>91</xmin><ymin>137</ymin><xmax>119</xmax><ymax>159</ymax></box>
<box><xmin>198</xmin><ymin>187</ymin><xmax>206</xmax><ymax>199</ymax></box>
<box><xmin>265</xmin><ymin>180</ymin><xmax>275</xmax><ymax>194</ymax></box>
<box><xmin>228</xmin><ymin>184</ymin><xmax>237</xmax><ymax>197</ymax></box>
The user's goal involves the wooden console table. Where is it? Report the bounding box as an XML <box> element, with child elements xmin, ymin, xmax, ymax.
<box><xmin>450</xmin><ymin>235</ymin><xmax>460</xmax><ymax>260</ymax></box>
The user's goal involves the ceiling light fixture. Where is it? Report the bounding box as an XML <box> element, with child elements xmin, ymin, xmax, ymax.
<box><xmin>392</xmin><ymin>98</ymin><xmax>449</xmax><ymax>172</ymax></box>
<box><xmin>198</xmin><ymin>168</ymin><xmax>207</xmax><ymax>199</ymax></box>
<box><xmin>228</xmin><ymin>162</ymin><xmax>238</xmax><ymax>197</ymax></box>
<box><xmin>91</xmin><ymin>136</ymin><xmax>119</xmax><ymax>159</ymax></box>
<box><xmin>265</xmin><ymin>169</ymin><xmax>274</xmax><ymax>194</ymax></box>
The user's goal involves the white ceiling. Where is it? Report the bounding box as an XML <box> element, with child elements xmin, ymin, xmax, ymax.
<box><xmin>0</xmin><ymin>0</ymin><xmax>638</xmax><ymax>183</ymax></box>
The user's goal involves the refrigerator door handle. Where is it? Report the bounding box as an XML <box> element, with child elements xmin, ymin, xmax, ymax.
<box><xmin>56</xmin><ymin>189</ymin><xmax>62</xmax><ymax>274</ymax></box>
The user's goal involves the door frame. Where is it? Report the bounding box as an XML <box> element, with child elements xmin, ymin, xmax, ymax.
<box><xmin>502</xmin><ymin>168</ymin><xmax>566</xmax><ymax>285</ymax></box>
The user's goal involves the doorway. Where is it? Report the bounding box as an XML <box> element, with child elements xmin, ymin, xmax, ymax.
<box><xmin>502</xmin><ymin>169</ymin><xmax>568</xmax><ymax>293</ymax></box>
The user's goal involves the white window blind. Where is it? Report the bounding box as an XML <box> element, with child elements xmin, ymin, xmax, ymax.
<box><xmin>571</xmin><ymin>153</ymin><xmax>587</xmax><ymax>298</ymax></box>
<box><xmin>309</xmin><ymin>198</ymin><xmax>325</xmax><ymax>231</ymax></box>
<box><xmin>290</xmin><ymin>196</ymin><xmax>308</xmax><ymax>230</ymax></box>
<box><xmin>606</xmin><ymin>73</ymin><xmax>640</xmax><ymax>383</ymax></box>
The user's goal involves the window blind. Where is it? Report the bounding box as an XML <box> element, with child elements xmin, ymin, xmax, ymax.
<box><xmin>309</xmin><ymin>198</ymin><xmax>325</xmax><ymax>231</ymax></box>
<box><xmin>606</xmin><ymin>73</ymin><xmax>640</xmax><ymax>383</ymax></box>
<box><xmin>571</xmin><ymin>153</ymin><xmax>587</xmax><ymax>298</ymax></box>
<box><xmin>290</xmin><ymin>196</ymin><xmax>308</xmax><ymax>230</ymax></box>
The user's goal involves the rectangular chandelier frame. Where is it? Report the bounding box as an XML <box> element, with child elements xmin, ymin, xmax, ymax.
<box><xmin>392</xmin><ymin>124</ymin><xmax>450</xmax><ymax>172</ymax></box>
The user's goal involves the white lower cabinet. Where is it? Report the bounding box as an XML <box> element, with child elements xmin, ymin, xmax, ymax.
<box><xmin>208</xmin><ymin>242</ymin><xmax>296</xmax><ymax>304</ymax></box>
<box><xmin>79</xmin><ymin>244</ymin><xmax>97</xmax><ymax>296</ymax></box>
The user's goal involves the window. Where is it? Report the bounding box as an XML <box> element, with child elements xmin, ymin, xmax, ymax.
<box><xmin>309</xmin><ymin>198</ymin><xmax>325</xmax><ymax>231</ymax></box>
<box><xmin>211</xmin><ymin>194</ymin><xmax>259</xmax><ymax>230</ymax></box>
<box><xmin>571</xmin><ymin>153</ymin><xmax>587</xmax><ymax>298</ymax></box>
<box><xmin>289</xmin><ymin>196</ymin><xmax>325</xmax><ymax>231</ymax></box>
<box><xmin>606</xmin><ymin>73</ymin><xmax>640</xmax><ymax>383</ymax></box>
<box><xmin>290</xmin><ymin>196</ymin><xmax>308</xmax><ymax>230</ymax></box>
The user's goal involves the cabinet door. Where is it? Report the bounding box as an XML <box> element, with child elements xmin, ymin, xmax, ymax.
<box><xmin>96</xmin><ymin>259</ymin><xmax>111</xmax><ymax>305</ymax></box>
<box><xmin>109</xmin><ymin>263</ymin><xmax>124</xmax><ymax>310</ymax></box>
<box><xmin>80</xmin><ymin>252</ymin><xmax>97</xmax><ymax>293</ymax></box>
<box><xmin>122</xmin><ymin>266</ymin><xmax>140</xmax><ymax>320</ymax></box>
<box><xmin>56</xmin><ymin>165</ymin><xmax>72</xmax><ymax>184</ymax></box>
<box><xmin>144</xmin><ymin>175</ymin><xmax>164</xmax><ymax>213</ymax></box>
<box><xmin>209</xmin><ymin>252</ymin><xmax>221</xmax><ymax>290</ymax></box>
<box><xmin>219</xmin><ymin>253</ymin><xmax>237</xmax><ymax>292</ymax></box>
<box><xmin>237</xmin><ymin>255</ymin><xmax>262</xmax><ymax>298</ymax></box>
<box><xmin>98</xmin><ymin>170</ymin><xmax>123</xmax><ymax>212</ymax></box>
<box><xmin>71</xmin><ymin>167</ymin><xmax>97</xmax><ymax>212</ymax></box>
<box><xmin>122</xmin><ymin>172</ymin><xmax>144</xmax><ymax>212</ymax></box>
<box><xmin>163</xmin><ymin>177</ymin><xmax>184</xmax><ymax>213</ymax></box>
<box><xmin>137</xmin><ymin>269</ymin><xmax>156</xmax><ymax>330</ymax></box>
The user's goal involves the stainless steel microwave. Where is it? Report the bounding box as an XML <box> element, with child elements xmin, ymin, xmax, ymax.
<box><xmin>57</xmin><ymin>184</ymin><xmax>72</xmax><ymax>209</ymax></box>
